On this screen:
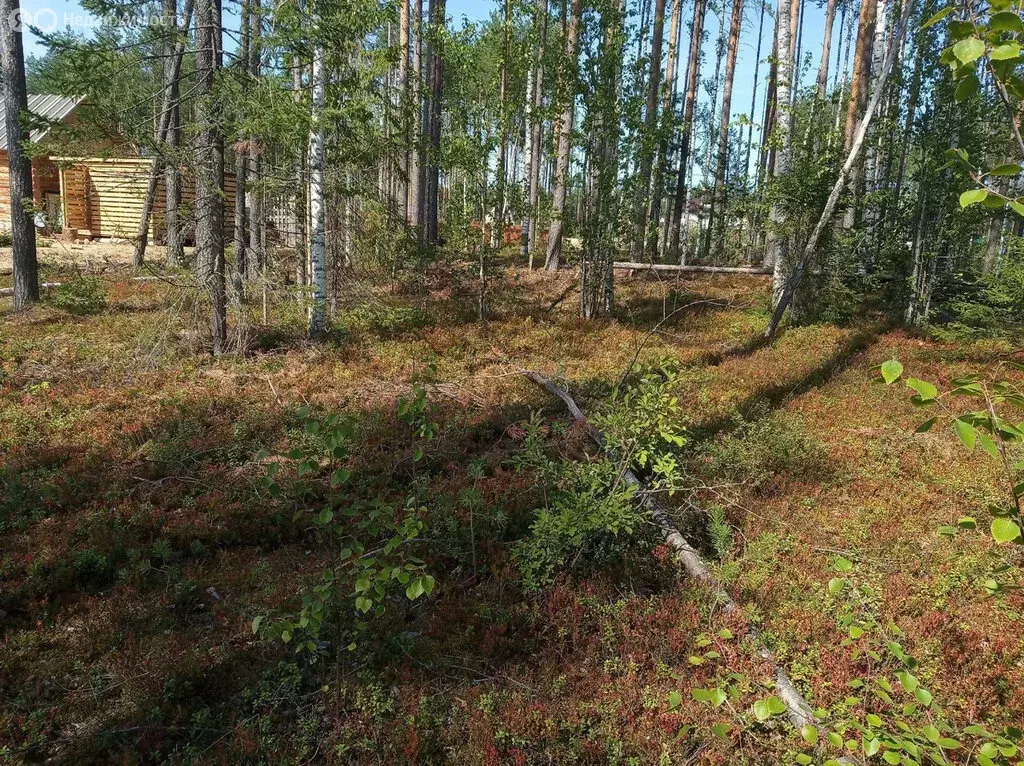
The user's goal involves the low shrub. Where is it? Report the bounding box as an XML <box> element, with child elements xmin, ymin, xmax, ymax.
<box><xmin>49</xmin><ymin>277</ymin><xmax>107</xmax><ymax>316</ymax></box>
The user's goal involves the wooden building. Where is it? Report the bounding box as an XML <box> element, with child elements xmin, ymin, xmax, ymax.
<box><xmin>0</xmin><ymin>94</ymin><xmax>236</xmax><ymax>242</ymax></box>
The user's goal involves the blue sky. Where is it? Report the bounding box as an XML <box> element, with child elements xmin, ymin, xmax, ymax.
<box><xmin>21</xmin><ymin>0</ymin><xmax>838</xmax><ymax>169</ymax></box>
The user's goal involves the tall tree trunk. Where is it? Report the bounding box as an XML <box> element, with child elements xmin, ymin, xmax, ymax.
<box><xmin>544</xmin><ymin>0</ymin><xmax>583</xmax><ymax>271</ymax></box>
<box><xmin>407</xmin><ymin>0</ymin><xmax>423</xmax><ymax>229</ymax></box>
<box><xmin>308</xmin><ymin>44</ymin><xmax>327</xmax><ymax>335</ymax></box>
<box><xmin>247</xmin><ymin>6</ymin><xmax>263</xmax><ymax>280</ymax></box>
<box><xmin>132</xmin><ymin>0</ymin><xmax>194</xmax><ymax>269</ymax></box>
<box><xmin>704</xmin><ymin>0</ymin><xmax>744</xmax><ymax>260</ymax></box>
<box><xmin>817</xmin><ymin>0</ymin><xmax>837</xmax><ymax>98</ymax></box>
<box><xmin>396</xmin><ymin>0</ymin><xmax>409</xmax><ymax>221</ymax></box>
<box><xmin>523</xmin><ymin>0</ymin><xmax>547</xmax><ymax>267</ymax></box>
<box><xmin>844</xmin><ymin>0</ymin><xmax>877</xmax><ymax>151</ymax></box>
<box><xmin>232</xmin><ymin>0</ymin><xmax>250</xmax><ymax>296</ymax></box>
<box><xmin>764</xmin><ymin>0</ymin><xmax>794</xmax><ymax>275</ymax></box>
<box><xmin>667</xmin><ymin>0</ymin><xmax>708</xmax><ymax>261</ymax></box>
<box><xmin>582</xmin><ymin>0</ymin><xmax>625</xmax><ymax>318</ymax></box>
<box><xmin>293</xmin><ymin>51</ymin><xmax>307</xmax><ymax>292</ymax></box>
<box><xmin>1</xmin><ymin>0</ymin><xmax>36</xmax><ymax>308</ymax></box>
<box><xmin>493</xmin><ymin>0</ymin><xmax>512</xmax><ymax>249</ymax></box>
<box><xmin>649</xmin><ymin>0</ymin><xmax>682</xmax><ymax>259</ymax></box>
<box><xmin>164</xmin><ymin>0</ymin><xmax>184</xmax><ymax>268</ymax></box>
<box><xmin>424</xmin><ymin>0</ymin><xmax>445</xmax><ymax>244</ymax></box>
<box><xmin>195</xmin><ymin>0</ymin><xmax>226</xmax><ymax>353</ymax></box>
<box><xmin>630</xmin><ymin>0</ymin><xmax>668</xmax><ymax>262</ymax></box>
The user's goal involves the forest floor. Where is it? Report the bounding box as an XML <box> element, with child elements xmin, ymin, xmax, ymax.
<box><xmin>1</xmin><ymin>254</ymin><xmax>1022</xmax><ymax>764</ymax></box>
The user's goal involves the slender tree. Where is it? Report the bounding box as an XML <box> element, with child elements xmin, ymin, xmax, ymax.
<box><xmin>232</xmin><ymin>0</ymin><xmax>251</xmax><ymax>296</ymax></box>
<box><xmin>764</xmin><ymin>0</ymin><xmax>794</xmax><ymax>275</ymax></box>
<box><xmin>165</xmin><ymin>0</ymin><xmax>185</xmax><ymax>268</ymax></box>
<box><xmin>630</xmin><ymin>0</ymin><xmax>667</xmax><ymax>262</ymax></box>
<box><xmin>523</xmin><ymin>0</ymin><xmax>548</xmax><ymax>266</ymax></box>
<box><xmin>195</xmin><ymin>0</ymin><xmax>227</xmax><ymax>353</ymax></box>
<box><xmin>703</xmin><ymin>0</ymin><xmax>744</xmax><ymax>260</ymax></box>
<box><xmin>1</xmin><ymin>0</ymin><xmax>36</xmax><ymax>309</ymax></box>
<box><xmin>544</xmin><ymin>0</ymin><xmax>583</xmax><ymax>271</ymax></box>
<box><xmin>423</xmin><ymin>0</ymin><xmax>445</xmax><ymax>244</ymax></box>
<box><xmin>666</xmin><ymin>0</ymin><xmax>708</xmax><ymax>261</ymax></box>
<box><xmin>308</xmin><ymin>41</ymin><xmax>327</xmax><ymax>335</ymax></box>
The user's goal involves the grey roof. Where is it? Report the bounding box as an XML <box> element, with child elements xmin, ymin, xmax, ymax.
<box><xmin>0</xmin><ymin>94</ymin><xmax>84</xmax><ymax>151</ymax></box>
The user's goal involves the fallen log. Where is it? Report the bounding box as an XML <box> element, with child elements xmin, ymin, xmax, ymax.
<box><xmin>524</xmin><ymin>370</ymin><xmax>833</xmax><ymax>739</ymax></box>
<box><xmin>613</xmin><ymin>261</ymin><xmax>771</xmax><ymax>275</ymax></box>
<box><xmin>0</xmin><ymin>282</ymin><xmax>61</xmax><ymax>297</ymax></box>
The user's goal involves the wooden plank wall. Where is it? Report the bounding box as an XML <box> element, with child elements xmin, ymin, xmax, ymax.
<box><xmin>72</xmin><ymin>158</ymin><xmax>236</xmax><ymax>240</ymax></box>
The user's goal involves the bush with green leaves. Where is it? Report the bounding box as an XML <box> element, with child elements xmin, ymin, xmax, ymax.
<box><xmin>879</xmin><ymin>358</ymin><xmax>1023</xmax><ymax>593</ymax></box>
<box><xmin>510</xmin><ymin>413</ymin><xmax>643</xmax><ymax>590</ymax></box>
<box><xmin>49</xmin><ymin>277</ymin><xmax>106</xmax><ymax>316</ymax></box>
<box><xmin>254</xmin><ymin>406</ymin><xmax>434</xmax><ymax>654</ymax></box>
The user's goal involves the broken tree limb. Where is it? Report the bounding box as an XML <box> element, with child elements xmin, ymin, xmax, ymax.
<box><xmin>523</xmin><ymin>369</ymin><xmax>832</xmax><ymax>735</ymax></box>
<box><xmin>764</xmin><ymin>0</ymin><xmax>911</xmax><ymax>339</ymax></box>
<box><xmin>614</xmin><ymin>261</ymin><xmax>771</xmax><ymax>275</ymax></box>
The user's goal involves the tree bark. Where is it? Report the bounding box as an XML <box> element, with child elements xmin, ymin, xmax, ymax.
<box><xmin>407</xmin><ymin>0</ymin><xmax>423</xmax><ymax>230</ymax></box>
<box><xmin>523</xmin><ymin>0</ymin><xmax>547</xmax><ymax>267</ymax></box>
<box><xmin>703</xmin><ymin>0</ymin><xmax>744</xmax><ymax>260</ymax></box>
<box><xmin>195</xmin><ymin>0</ymin><xmax>226</xmax><ymax>353</ymax></box>
<box><xmin>396</xmin><ymin>0</ymin><xmax>409</xmax><ymax>221</ymax></box>
<box><xmin>132</xmin><ymin>0</ymin><xmax>194</xmax><ymax>269</ymax></box>
<box><xmin>764</xmin><ymin>0</ymin><xmax>794</xmax><ymax>276</ymax></box>
<box><xmin>423</xmin><ymin>0</ymin><xmax>445</xmax><ymax>245</ymax></box>
<box><xmin>308</xmin><ymin>45</ymin><xmax>326</xmax><ymax>335</ymax></box>
<box><xmin>630</xmin><ymin>0</ymin><xmax>668</xmax><ymax>262</ymax></box>
<box><xmin>164</xmin><ymin>0</ymin><xmax>184</xmax><ymax>268</ymax></box>
<box><xmin>544</xmin><ymin>0</ymin><xmax>583</xmax><ymax>271</ymax></box>
<box><xmin>493</xmin><ymin>0</ymin><xmax>512</xmax><ymax>249</ymax></box>
<box><xmin>1</xmin><ymin>0</ymin><xmax>36</xmax><ymax>309</ymax></box>
<box><xmin>666</xmin><ymin>0</ymin><xmax>708</xmax><ymax>262</ymax></box>
<box><xmin>817</xmin><ymin>0</ymin><xmax>837</xmax><ymax>98</ymax></box>
<box><xmin>247</xmin><ymin>6</ymin><xmax>263</xmax><ymax>280</ymax></box>
<box><xmin>232</xmin><ymin>0</ymin><xmax>250</xmax><ymax>296</ymax></box>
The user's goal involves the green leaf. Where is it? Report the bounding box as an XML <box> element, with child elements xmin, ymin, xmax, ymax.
<box><xmin>668</xmin><ymin>690</ymin><xmax>682</xmax><ymax>710</ymax></box>
<box><xmin>990</xmin><ymin>162</ymin><xmax>1022</xmax><ymax>176</ymax></box>
<box><xmin>828</xmin><ymin>577</ymin><xmax>846</xmax><ymax>594</ymax></box>
<box><xmin>915</xmin><ymin>687</ymin><xmax>933</xmax><ymax>706</ymax></box>
<box><xmin>864</xmin><ymin>737</ymin><xmax>881</xmax><ymax>756</ymax></box>
<box><xmin>922</xmin><ymin>5</ymin><xmax>953</xmax><ymax>27</ymax></box>
<box><xmin>881</xmin><ymin>359</ymin><xmax>904</xmax><ymax>384</ymax></box>
<box><xmin>906</xmin><ymin>377</ymin><xmax>938</xmax><ymax>401</ymax></box>
<box><xmin>952</xmin><ymin>36</ymin><xmax>986</xmax><ymax>63</ymax></box>
<box><xmin>766</xmin><ymin>696</ymin><xmax>787</xmax><ymax>715</ymax></box>
<box><xmin>801</xmin><ymin>724</ymin><xmax>819</xmax><ymax>745</ymax></box>
<box><xmin>960</xmin><ymin>188</ymin><xmax>989</xmax><ymax>208</ymax></box>
<box><xmin>355</xmin><ymin>596</ymin><xmax>373</xmax><ymax>613</ymax></box>
<box><xmin>897</xmin><ymin>671</ymin><xmax>918</xmax><ymax>692</ymax></box>
<box><xmin>958</xmin><ymin>516</ymin><xmax>977</xmax><ymax>529</ymax></box>
<box><xmin>990</xmin><ymin>10</ymin><xmax>1024</xmax><ymax>32</ymax></box>
<box><xmin>752</xmin><ymin>700</ymin><xmax>770</xmax><ymax>721</ymax></box>
<box><xmin>991</xmin><ymin>517</ymin><xmax>1022</xmax><ymax>543</ymax></box>
<box><xmin>711</xmin><ymin>723</ymin><xmax>731</xmax><ymax>738</ymax></box>
<box><xmin>953</xmin><ymin>419</ymin><xmax>977</xmax><ymax>449</ymax></box>
<box><xmin>882</xmin><ymin>751</ymin><xmax>902</xmax><ymax>764</ymax></box>
<box><xmin>406</xmin><ymin>578</ymin><xmax>425</xmax><ymax>600</ymax></box>
<box><xmin>954</xmin><ymin>74</ymin><xmax>979</xmax><ymax>102</ymax></box>
<box><xmin>1010</xmin><ymin>200</ymin><xmax>1024</xmax><ymax>217</ymax></box>
<box><xmin>251</xmin><ymin>615</ymin><xmax>264</xmax><ymax>635</ymax></box>
<box><xmin>992</xmin><ymin>42</ymin><xmax>1023</xmax><ymax>61</ymax></box>
<box><xmin>915</xmin><ymin>416</ymin><xmax>938</xmax><ymax>433</ymax></box>
<box><xmin>833</xmin><ymin>556</ymin><xmax>854</xmax><ymax>572</ymax></box>
<box><xmin>422</xmin><ymin>575</ymin><xmax>435</xmax><ymax>594</ymax></box>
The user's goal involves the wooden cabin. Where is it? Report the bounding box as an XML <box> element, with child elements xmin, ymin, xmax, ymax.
<box><xmin>0</xmin><ymin>94</ymin><xmax>236</xmax><ymax>242</ymax></box>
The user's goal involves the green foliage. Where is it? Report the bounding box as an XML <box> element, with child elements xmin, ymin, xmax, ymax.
<box><xmin>510</xmin><ymin>413</ymin><xmax>643</xmax><ymax>590</ymax></box>
<box><xmin>48</xmin><ymin>277</ymin><xmax>106</xmax><ymax>316</ymax></box>
<box><xmin>601</xmin><ymin>360</ymin><xmax>688</xmax><ymax>485</ymax></box>
<box><xmin>702</xmin><ymin>410</ymin><xmax>828</xmax><ymax>490</ymax></box>
<box><xmin>931</xmin><ymin>238</ymin><xmax>1024</xmax><ymax>339</ymax></box>
<box><xmin>337</xmin><ymin>302</ymin><xmax>429</xmax><ymax>337</ymax></box>
<box><xmin>881</xmin><ymin>359</ymin><xmax>1024</xmax><ymax>593</ymax></box>
<box><xmin>255</xmin><ymin>405</ymin><xmax>433</xmax><ymax>654</ymax></box>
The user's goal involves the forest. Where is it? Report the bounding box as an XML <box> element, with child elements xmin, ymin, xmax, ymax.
<box><xmin>2</xmin><ymin>0</ymin><xmax>1024</xmax><ymax>760</ymax></box>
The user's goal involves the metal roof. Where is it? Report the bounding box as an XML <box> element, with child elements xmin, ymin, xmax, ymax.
<box><xmin>0</xmin><ymin>94</ymin><xmax>84</xmax><ymax>151</ymax></box>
